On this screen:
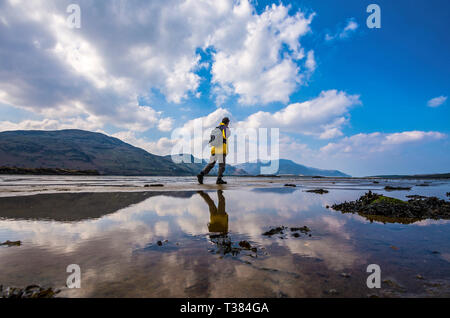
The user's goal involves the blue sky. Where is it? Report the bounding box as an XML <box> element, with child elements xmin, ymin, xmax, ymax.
<box><xmin>0</xmin><ymin>0</ymin><xmax>448</xmax><ymax>176</ymax></box>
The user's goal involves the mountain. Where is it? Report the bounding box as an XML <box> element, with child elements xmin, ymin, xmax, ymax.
<box><xmin>0</xmin><ymin>130</ymin><xmax>348</xmax><ymax>177</ymax></box>
<box><xmin>164</xmin><ymin>154</ymin><xmax>247</xmax><ymax>176</ymax></box>
<box><xmin>370</xmin><ymin>173</ymin><xmax>450</xmax><ymax>179</ymax></box>
<box><xmin>234</xmin><ymin>159</ymin><xmax>350</xmax><ymax>177</ymax></box>
<box><xmin>0</xmin><ymin>130</ymin><xmax>196</xmax><ymax>176</ymax></box>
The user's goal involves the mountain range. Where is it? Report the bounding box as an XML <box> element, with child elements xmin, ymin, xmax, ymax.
<box><xmin>234</xmin><ymin>159</ymin><xmax>350</xmax><ymax>177</ymax></box>
<box><xmin>0</xmin><ymin>130</ymin><xmax>350</xmax><ymax>177</ymax></box>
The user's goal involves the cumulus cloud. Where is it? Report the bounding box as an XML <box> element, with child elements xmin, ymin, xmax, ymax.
<box><xmin>325</xmin><ymin>18</ymin><xmax>359</xmax><ymax>41</ymax></box>
<box><xmin>112</xmin><ymin>131</ymin><xmax>178</xmax><ymax>156</ymax></box>
<box><xmin>0</xmin><ymin>117</ymin><xmax>103</xmax><ymax>132</ymax></box>
<box><xmin>427</xmin><ymin>95</ymin><xmax>447</xmax><ymax>107</ymax></box>
<box><xmin>113</xmin><ymin>90</ymin><xmax>359</xmax><ymax>162</ymax></box>
<box><xmin>235</xmin><ymin>90</ymin><xmax>361</xmax><ymax>139</ymax></box>
<box><xmin>210</xmin><ymin>3</ymin><xmax>315</xmax><ymax>104</ymax></box>
<box><xmin>112</xmin><ymin>108</ymin><xmax>230</xmax><ymax>157</ymax></box>
<box><xmin>0</xmin><ymin>0</ymin><xmax>182</xmax><ymax>133</ymax></box>
<box><xmin>320</xmin><ymin>131</ymin><xmax>446</xmax><ymax>156</ymax></box>
<box><xmin>0</xmin><ymin>0</ymin><xmax>317</xmax><ymax>135</ymax></box>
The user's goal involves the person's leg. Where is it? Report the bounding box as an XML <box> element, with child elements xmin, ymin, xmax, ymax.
<box><xmin>216</xmin><ymin>155</ymin><xmax>227</xmax><ymax>184</ymax></box>
<box><xmin>217</xmin><ymin>190</ymin><xmax>226</xmax><ymax>214</ymax></box>
<box><xmin>197</xmin><ymin>155</ymin><xmax>216</xmax><ymax>184</ymax></box>
<box><xmin>202</xmin><ymin>155</ymin><xmax>217</xmax><ymax>175</ymax></box>
<box><xmin>198</xmin><ymin>191</ymin><xmax>217</xmax><ymax>214</ymax></box>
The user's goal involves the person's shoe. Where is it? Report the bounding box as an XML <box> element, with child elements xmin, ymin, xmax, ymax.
<box><xmin>216</xmin><ymin>178</ymin><xmax>227</xmax><ymax>185</ymax></box>
<box><xmin>197</xmin><ymin>174</ymin><xmax>204</xmax><ymax>185</ymax></box>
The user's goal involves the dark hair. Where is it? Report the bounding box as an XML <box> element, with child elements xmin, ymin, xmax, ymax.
<box><xmin>222</xmin><ymin>117</ymin><xmax>230</xmax><ymax>124</ymax></box>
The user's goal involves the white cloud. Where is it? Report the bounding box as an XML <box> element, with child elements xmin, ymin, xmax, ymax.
<box><xmin>236</xmin><ymin>90</ymin><xmax>361</xmax><ymax>139</ymax></box>
<box><xmin>112</xmin><ymin>90</ymin><xmax>359</xmax><ymax>162</ymax></box>
<box><xmin>427</xmin><ymin>95</ymin><xmax>447</xmax><ymax>107</ymax></box>
<box><xmin>158</xmin><ymin>117</ymin><xmax>174</xmax><ymax>132</ymax></box>
<box><xmin>111</xmin><ymin>131</ymin><xmax>176</xmax><ymax>156</ymax></box>
<box><xmin>325</xmin><ymin>18</ymin><xmax>359</xmax><ymax>41</ymax></box>
<box><xmin>0</xmin><ymin>117</ymin><xmax>103</xmax><ymax>132</ymax></box>
<box><xmin>210</xmin><ymin>3</ymin><xmax>315</xmax><ymax>105</ymax></box>
<box><xmin>305</xmin><ymin>50</ymin><xmax>317</xmax><ymax>73</ymax></box>
<box><xmin>112</xmin><ymin>108</ymin><xmax>230</xmax><ymax>157</ymax></box>
<box><xmin>343</xmin><ymin>20</ymin><xmax>358</xmax><ymax>33</ymax></box>
<box><xmin>0</xmin><ymin>0</ymin><xmax>317</xmax><ymax>136</ymax></box>
<box><xmin>321</xmin><ymin>131</ymin><xmax>446</xmax><ymax>156</ymax></box>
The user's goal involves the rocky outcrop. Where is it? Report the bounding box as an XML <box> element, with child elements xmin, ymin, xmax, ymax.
<box><xmin>332</xmin><ymin>191</ymin><xmax>450</xmax><ymax>219</ymax></box>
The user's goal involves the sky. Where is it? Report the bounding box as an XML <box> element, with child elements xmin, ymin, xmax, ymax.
<box><xmin>0</xmin><ymin>0</ymin><xmax>449</xmax><ymax>176</ymax></box>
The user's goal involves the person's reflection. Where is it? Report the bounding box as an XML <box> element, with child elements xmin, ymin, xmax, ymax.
<box><xmin>198</xmin><ymin>190</ymin><xmax>237</xmax><ymax>255</ymax></box>
<box><xmin>198</xmin><ymin>190</ymin><xmax>228</xmax><ymax>234</ymax></box>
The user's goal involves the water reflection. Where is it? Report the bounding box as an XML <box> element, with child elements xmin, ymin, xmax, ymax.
<box><xmin>198</xmin><ymin>191</ymin><xmax>228</xmax><ymax>234</ymax></box>
<box><xmin>0</xmin><ymin>191</ymin><xmax>197</xmax><ymax>221</ymax></box>
<box><xmin>0</xmin><ymin>187</ymin><xmax>449</xmax><ymax>297</ymax></box>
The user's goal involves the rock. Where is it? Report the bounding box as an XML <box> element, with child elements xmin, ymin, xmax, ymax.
<box><xmin>384</xmin><ymin>186</ymin><xmax>411</xmax><ymax>191</ymax></box>
<box><xmin>406</xmin><ymin>195</ymin><xmax>428</xmax><ymax>199</ymax></box>
<box><xmin>290</xmin><ymin>226</ymin><xmax>311</xmax><ymax>233</ymax></box>
<box><xmin>1</xmin><ymin>285</ymin><xmax>59</xmax><ymax>298</ymax></box>
<box><xmin>373</xmin><ymin>181</ymin><xmax>380</xmax><ymax>184</ymax></box>
<box><xmin>382</xmin><ymin>279</ymin><xmax>406</xmax><ymax>292</ymax></box>
<box><xmin>157</xmin><ymin>241</ymin><xmax>163</xmax><ymax>246</ymax></box>
<box><xmin>292</xmin><ymin>233</ymin><xmax>300</xmax><ymax>238</ymax></box>
<box><xmin>331</xmin><ymin>191</ymin><xmax>450</xmax><ymax>220</ymax></box>
<box><xmin>306</xmin><ymin>189</ymin><xmax>329</xmax><ymax>194</ymax></box>
<box><xmin>324</xmin><ymin>289</ymin><xmax>339</xmax><ymax>295</ymax></box>
<box><xmin>238</xmin><ymin>240</ymin><xmax>252</xmax><ymax>249</ymax></box>
<box><xmin>284</xmin><ymin>184</ymin><xmax>296</xmax><ymax>187</ymax></box>
<box><xmin>263</xmin><ymin>226</ymin><xmax>287</xmax><ymax>236</ymax></box>
<box><xmin>0</xmin><ymin>240</ymin><xmax>21</xmax><ymax>247</ymax></box>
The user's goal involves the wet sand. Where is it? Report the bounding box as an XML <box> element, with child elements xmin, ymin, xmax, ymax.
<box><xmin>1</xmin><ymin>175</ymin><xmax>446</xmax><ymax>197</ymax></box>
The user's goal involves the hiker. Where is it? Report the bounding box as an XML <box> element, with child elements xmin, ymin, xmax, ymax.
<box><xmin>197</xmin><ymin>117</ymin><xmax>230</xmax><ymax>185</ymax></box>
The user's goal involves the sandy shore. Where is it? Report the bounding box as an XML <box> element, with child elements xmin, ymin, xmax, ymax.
<box><xmin>0</xmin><ymin>175</ymin><xmax>426</xmax><ymax>197</ymax></box>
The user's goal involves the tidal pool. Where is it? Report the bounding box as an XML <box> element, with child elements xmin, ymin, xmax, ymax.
<box><xmin>1</xmin><ymin>180</ymin><xmax>450</xmax><ymax>297</ymax></box>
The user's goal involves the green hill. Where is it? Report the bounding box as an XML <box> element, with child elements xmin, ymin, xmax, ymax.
<box><xmin>0</xmin><ymin>130</ymin><xmax>194</xmax><ymax>176</ymax></box>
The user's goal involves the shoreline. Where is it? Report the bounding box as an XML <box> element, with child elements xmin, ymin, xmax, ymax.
<box><xmin>1</xmin><ymin>175</ymin><xmax>450</xmax><ymax>198</ymax></box>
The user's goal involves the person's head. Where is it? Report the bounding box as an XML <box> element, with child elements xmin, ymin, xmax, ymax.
<box><xmin>221</xmin><ymin>117</ymin><xmax>230</xmax><ymax>127</ymax></box>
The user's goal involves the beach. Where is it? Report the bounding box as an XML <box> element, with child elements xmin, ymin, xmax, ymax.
<box><xmin>1</xmin><ymin>176</ymin><xmax>450</xmax><ymax>297</ymax></box>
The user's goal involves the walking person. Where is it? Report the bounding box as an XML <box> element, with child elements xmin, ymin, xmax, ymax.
<box><xmin>197</xmin><ymin>117</ymin><xmax>230</xmax><ymax>185</ymax></box>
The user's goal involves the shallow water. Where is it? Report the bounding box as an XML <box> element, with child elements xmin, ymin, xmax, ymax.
<box><xmin>0</xmin><ymin>177</ymin><xmax>450</xmax><ymax>297</ymax></box>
